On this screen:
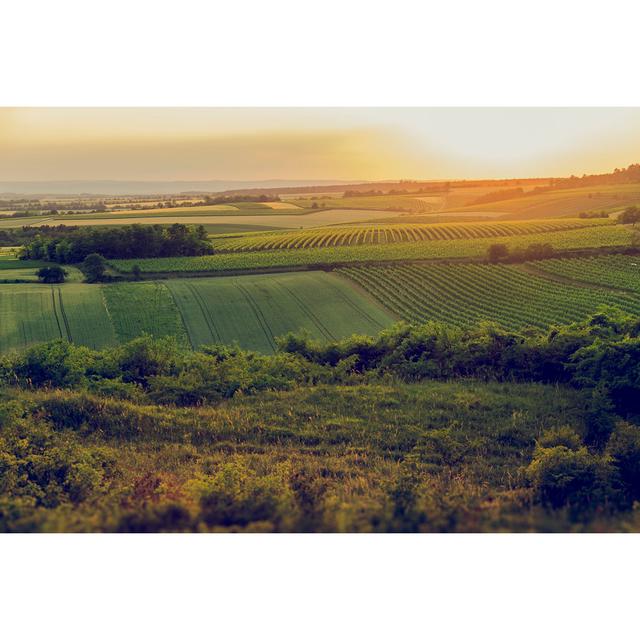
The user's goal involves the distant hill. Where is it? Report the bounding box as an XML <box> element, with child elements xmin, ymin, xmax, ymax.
<box><xmin>0</xmin><ymin>179</ymin><xmax>358</xmax><ymax>197</ymax></box>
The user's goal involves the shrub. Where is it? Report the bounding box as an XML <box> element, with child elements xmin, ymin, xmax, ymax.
<box><xmin>537</xmin><ymin>426</ymin><xmax>582</xmax><ymax>451</ymax></box>
<box><xmin>81</xmin><ymin>253</ymin><xmax>107</xmax><ymax>283</ymax></box>
<box><xmin>191</xmin><ymin>461</ymin><xmax>298</xmax><ymax>530</ymax></box>
<box><xmin>0</xmin><ymin>409</ymin><xmax>112</xmax><ymax>531</ymax></box>
<box><xmin>36</xmin><ymin>265</ymin><xmax>67</xmax><ymax>283</ymax></box>
<box><xmin>606</xmin><ymin>422</ymin><xmax>640</xmax><ymax>504</ymax></box>
<box><xmin>116</xmin><ymin>503</ymin><xmax>193</xmax><ymax>533</ymax></box>
<box><xmin>526</xmin><ymin>445</ymin><xmax>616</xmax><ymax>513</ymax></box>
<box><xmin>488</xmin><ymin>243</ymin><xmax>509</xmax><ymax>263</ymax></box>
<box><xmin>13</xmin><ymin>340</ymin><xmax>95</xmax><ymax>388</ymax></box>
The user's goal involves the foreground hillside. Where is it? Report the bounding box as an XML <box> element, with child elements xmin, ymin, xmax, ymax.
<box><xmin>2</xmin><ymin>311</ymin><xmax>640</xmax><ymax>532</ymax></box>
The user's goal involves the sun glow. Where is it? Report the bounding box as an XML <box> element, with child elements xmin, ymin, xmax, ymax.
<box><xmin>0</xmin><ymin>107</ymin><xmax>639</xmax><ymax>182</ymax></box>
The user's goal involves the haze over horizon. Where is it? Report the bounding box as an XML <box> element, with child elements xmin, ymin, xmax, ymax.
<box><xmin>1</xmin><ymin>108</ymin><xmax>639</xmax><ymax>193</ymax></box>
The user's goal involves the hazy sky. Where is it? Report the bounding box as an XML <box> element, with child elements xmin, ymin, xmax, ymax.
<box><xmin>1</xmin><ymin>108</ymin><xmax>639</xmax><ymax>182</ymax></box>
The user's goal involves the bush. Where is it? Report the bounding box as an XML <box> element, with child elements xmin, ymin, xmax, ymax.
<box><xmin>526</xmin><ymin>445</ymin><xmax>616</xmax><ymax>513</ymax></box>
<box><xmin>488</xmin><ymin>243</ymin><xmax>509</xmax><ymax>263</ymax></box>
<box><xmin>81</xmin><ymin>253</ymin><xmax>107</xmax><ymax>283</ymax></box>
<box><xmin>191</xmin><ymin>461</ymin><xmax>298</xmax><ymax>530</ymax></box>
<box><xmin>116</xmin><ymin>503</ymin><xmax>193</xmax><ymax>533</ymax></box>
<box><xmin>0</xmin><ymin>408</ymin><xmax>112</xmax><ymax>531</ymax></box>
<box><xmin>36</xmin><ymin>265</ymin><xmax>67</xmax><ymax>283</ymax></box>
<box><xmin>537</xmin><ymin>426</ymin><xmax>583</xmax><ymax>451</ymax></box>
<box><xmin>12</xmin><ymin>340</ymin><xmax>95</xmax><ymax>388</ymax></box>
<box><xmin>606</xmin><ymin>422</ymin><xmax>640</xmax><ymax>504</ymax></box>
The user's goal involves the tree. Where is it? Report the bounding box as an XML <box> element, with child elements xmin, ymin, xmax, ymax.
<box><xmin>36</xmin><ymin>265</ymin><xmax>67</xmax><ymax>283</ymax></box>
<box><xmin>81</xmin><ymin>253</ymin><xmax>107</xmax><ymax>283</ymax></box>
<box><xmin>487</xmin><ymin>243</ymin><xmax>509</xmax><ymax>263</ymax></box>
<box><xmin>619</xmin><ymin>206</ymin><xmax>640</xmax><ymax>225</ymax></box>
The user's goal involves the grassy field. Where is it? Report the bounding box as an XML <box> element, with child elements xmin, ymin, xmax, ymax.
<box><xmin>338</xmin><ymin>262</ymin><xmax>640</xmax><ymax>329</ymax></box>
<box><xmin>165</xmin><ymin>272</ymin><xmax>394</xmax><ymax>351</ymax></box>
<box><xmin>101</xmin><ymin>282</ymin><xmax>190</xmax><ymax>346</ymax></box>
<box><xmin>7</xmin><ymin>378</ymin><xmax>619</xmax><ymax>533</ymax></box>
<box><xmin>212</xmin><ymin>218</ymin><xmax>611</xmax><ymax>251</ymax></box>
<box><xmin>0</xmin><ymin>282</ymin><xmax>117</xmax><ymax>351</ymax></box>
<box><xmin>113</xmin><ymin>225</ymin><xmax>635</xmax><ymax>273</ymax></box>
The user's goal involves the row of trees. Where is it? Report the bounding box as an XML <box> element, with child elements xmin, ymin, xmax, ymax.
<box><xmin>619</xmin><ymin>206</ymin><xmax>640</xmax><ymax>225</ymax></box>
<box><xmin>20</xmin><ymin>223</ymin><xmax>213</xmax><ymax>263</ymax></box>
<box><xmin>487</xmin><ymin>242</ymin><xmax>555</xmax><ymax>263</ymax></box>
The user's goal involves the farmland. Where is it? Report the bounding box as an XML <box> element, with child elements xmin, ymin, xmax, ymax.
<box><xmin>24</xmin><ymin>207</ymin><xmax>397</xmax><ymax>230</ymax></box>
<box><xmin>112</xmin><ymin>224</ymin><xmax>635</xmax><ymax>273</ymax></box>
<box><xmin>338</xmin><ymin>262</ymin><xmax>640</xmax><ymax>329</ymax></box>
<box><xmin>0</xmin><ymin>282</ymin><xmax>117</xmax><ymax>351</ymax></box>
<box><xmin>166</xmin><ymin>272</ymin><xmax>394</xmax><ymax>351</ymax></box>
<box><xmin>212</xmin><ymin>218</ymin><xmax>611</xmax><ymax>252</ymax></box>
<box><xmin>0</xmin><ymin>272</ymin><xmax>395</xmax><ymax>353</ymax></box>
<box><xmin>286</xmin><ymin>193</ymin><xmax>444</xmax><ymax>213</ymax></box>
<box><xmin>529</xmin><ymin>254</ymin><xmax>640</xmax><ymax>292</ymax></box>
<box><xmin>445</xmin><ymin>184</ymin><xmax>640</xmax><ymax>219</ymax></box>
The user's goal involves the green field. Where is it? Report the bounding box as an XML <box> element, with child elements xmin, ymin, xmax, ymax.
<box><xmin>338</xmin><ymin>262</ymin><xmax>640</xmax><ymax>329</ymax></box>
<box><xmin>0</xmin><ymin>283</ymin><xmax>116</xmax><ymax>351</ymax></box>
<box><xmin>113</xmin><ymin>225</ymin><xmax>635</xmax><ymax>274</ymax></box>
<box><xmin>0</xmin><ymin>273</ymin><xmax>395</xmax><ymax>353</ymax></box>
<box><xmin>101</xmin><ymin>281</ymin><xmax>190</xmax><ymax>346</ymax></box>
<box><xmin>529</xmin><ymin>254</ymin><xmax>640</xmax><ymax>292</ymax></box>
<box><xmin>166</xmin><ymin>272</ymin><xmax>394</xmax><ymax>351</ymax></box>
<box><xmin>212</xmin><ymin>218</ymin><xmax>611</xmax><ymax>252</ymax></box>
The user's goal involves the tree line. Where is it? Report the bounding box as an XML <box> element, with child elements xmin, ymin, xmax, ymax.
<box><xmin>19</xmin><ymin>223</ymin><xmax>213</xmax><ymax>263</ymax></box>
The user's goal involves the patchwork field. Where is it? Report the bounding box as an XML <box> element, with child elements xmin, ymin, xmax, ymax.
<box><xmin>113</xmin><ymin>225</ymin><xmax>635</xmax><ymax>274</ymax></box>
<box><xmin>338</xmin><ymin>262</ymin><xmax>640</xmax><ymax>329</ymax></box>
<box><xmin>28</xmin><ymin>208</ymin><xmax>397</xmax><ymax>230</ymax></box>
<box><xmin>212</xmin><ymin>218</ymin><xmax>611</xmax><ymax>252</ymax></box>
<box><xmin>446</xmin><ymin>184</ymin><xmax>640</xmax><ymax>219</ymax></box>
<box><xmin>286</xmin><ymin>194</ymin><xmax>444</xmax><ymax>213</ymax></box>
<box><xmin>0</xmin><ymin>272</ymin><xmax>395</xmax><ymax>353</ymax></box>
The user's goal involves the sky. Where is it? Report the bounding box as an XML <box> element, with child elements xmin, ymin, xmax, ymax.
<box><xmin>1</xmin><ymin>108</ymin><xmax>639</xmax><ymax>183</ymax></box>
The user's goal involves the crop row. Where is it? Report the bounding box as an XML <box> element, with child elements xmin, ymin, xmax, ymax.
<box><xmin>338</xmin><ymin>263</ymin><xmax>640</xmax><ymax>330</ymax></box>
<box><xmin>530</xmin><ymin>254</ymin><xmax>640</xmax><ymax>293</ymax></box>
<box><xmin>111</xmin><ymin>225</ymin><xmax>635</xmax><ymax>274</ymax></box>
<box><xmin>213</xmin><ymin>218</ymin><xmax>611</xmax><ymax>252</ymax></box>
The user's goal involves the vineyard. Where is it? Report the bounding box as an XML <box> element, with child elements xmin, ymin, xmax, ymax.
<box><xmin>338</xmin><ymin>263</ymin><xmax>640</xmax><ymax>329</ymax></box>
<box><xmin>212</xmin><ymin>218</ymin><xmax>611</xmax><ymax>252</ymax></box>
<box><xmin>112</xmin><ymin>225</ymin><xmax>635</xmax><ymax>273</ymax></box>
<box><xmin>529</xmin><ymin>254</ymin><xmax>640</xmax><ymax>292</ymax></box>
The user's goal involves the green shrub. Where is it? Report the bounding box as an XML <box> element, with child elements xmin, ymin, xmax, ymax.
<box><xmin>606</xmin><ymin>422</ymin><xmax>640</xmax><ymax>504</ymax></box>
<box><xmin>13</xmin><ymin>340</ymin><xmax>96</xmax><ymax>388</ymax></box>
<box><xmin>537</xmin><ymin>426</ymin><xmax>583</xmax><ymax>451</ymax></box>
<box><xmin>190</xmin><ymin>461</ymin><xmax>298</xmax><ymax>530</ymax></box>
<box><xmin>116</xmin><ymin>503</ymin><xmax>193</xmax><ymax>533</ymax></box>
<box><xmin>0</xmin><ymin>407</ymin><xmax>113</xmax><ymax>531</ymax></box>
<box><xmin>526</xmin><ymin>445</ymin><xmax>616</xmax><ymax>513</ymax></box>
